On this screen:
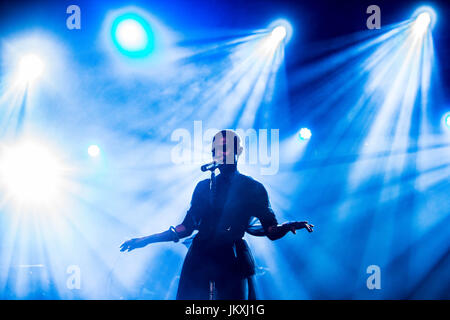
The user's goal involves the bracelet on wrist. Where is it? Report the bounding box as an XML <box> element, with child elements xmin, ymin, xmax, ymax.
<box><xmin>169</xmin><ymin>226</ymin><xmax>180</xmax><ymax>243</ymax></box>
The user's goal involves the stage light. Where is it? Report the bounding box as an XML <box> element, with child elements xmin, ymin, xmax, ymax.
<box><xmin>0</xmin><ymin>141</ymin><xmax>65</xmax><ymax>205</ymax></box>
<box><xmin>444</xmin><ymin>113</ymin><xmax>450</xmax><ymax>129</ymax></box>
<box><xmin>16</xmin><ymin>54</ymin><xmax>44</xmax><ymax>83</ymax></box>
<box><xmin>271</xmin><ymin>26</ymin><xmax>287</xmax><ymax>42</ymax></box>
<box><xmin>116</xmin><ymin>19</ymin><xmax>147</xmax><ymax>51</ymax></box>
<box><xmin>298</xmin><ymin>128</ymin><xmax>312</xmax><ymax>140</ymax></box>
<box><xmin>111</xmin><ymin>13</ymin><xmax>154</xmax><ymax>57</ymax></box>
<box><xmin>411</xmin><ymin>6</ymin><xmax>437</xmax><ymax>37</ymax></box>
<box><xmin>267</xmin><ymin>19</ymin><xmax>293</xmax><ymax>45</ymax></box>
<box><xmin>88</xmin><ymin>145</ymin><xmax>100</xmax><ymax>157</ymax></box>
<box><xmin>413</xmin><ymin>12</ymin><xmax>431</xmax><ymax>35</ymax></box>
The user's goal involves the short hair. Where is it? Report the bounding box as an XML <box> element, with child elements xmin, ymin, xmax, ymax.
<box><xmin>212</xmin><ymin>130</ymin><xmax>242</xmax><ymax>155</ymax></box>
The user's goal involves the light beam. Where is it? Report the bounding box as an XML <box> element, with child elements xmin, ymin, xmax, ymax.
<box><xmin>16</xmin><ymin>54</ymin><xmax>44</xmax><ymax>83</ymax></box>
<box><xmin>0</xmin><ymin>140</ymin><xmax>66</xmax><ymax>206</ymax></box>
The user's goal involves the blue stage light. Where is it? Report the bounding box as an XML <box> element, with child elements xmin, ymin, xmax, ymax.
<box><xmin>298</xmin><ymin>128</ymin><xmax>312</xmax><ymax>140</ymax></box>
<box><xmin>88</xmin><ymin>145</ymin><xmax>100</xmax><ymax>157</ymax></box>
<box><xmin>111</xmin><ymin>13</ymin><xmax>154</xmax><ymax>58</ymax></box>
<box><xmin>16</xmin><ymin>54</ymin><xmax>44</xmax><ymax>83</ymax></box>
<box><xmin>268</xmin><ymin>19</ymin><xmax>293</xmax><ymax>44</ymax></box>
<box><xmin>413</xmin><ymin>12</ymin><xmax>431</xmax><ymax>35</ymax></box>
<box><xmin>271</xmin><ymin>26</ymin><xmax>287</xmax><ymax>42</ymax></box>
<box><xmin>445</xmin><ymin>113</ymin><xmax>450</xmax><ymax>129</ymax></box>
<box><xmin>0</xmin><ymin>140</ymin><xmax>65</xmax><ymax>206</ymax></box>
<box><xmin>411</xmin><ymin>6</ymin><xmax>437</xmax><ymax>35</ymax></box>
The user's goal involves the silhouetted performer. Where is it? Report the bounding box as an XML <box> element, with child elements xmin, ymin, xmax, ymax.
<box><xmin>120</xmin><ymin>130</ymin><xmax>314</xmax><ymax>299</ymax></box>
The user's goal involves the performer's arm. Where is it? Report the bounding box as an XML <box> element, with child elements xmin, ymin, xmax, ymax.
<box><xmin>266</xmin><ymin>221</ymin><xmax>314</xmax><ymax>241</ymax></box>
<box><xmin>120</xmin><ymin>181</ymin><xmax>205</xmax><ymax>252</ymax></box>
<box><xmin>120</xmin><ymin>224</ymin><xmax>193</xmax><ymax>252</ymax></box>
<box><xmin>252</xmin><ymin>183</ymin><xmax>314</xmax><ymax>241</ymax></box>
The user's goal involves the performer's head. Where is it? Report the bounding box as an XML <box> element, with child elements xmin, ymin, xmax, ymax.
<box><xmin>212</xmin><ymin>130</ymin><xmax>243</xmax><ymax>173</ymax></box>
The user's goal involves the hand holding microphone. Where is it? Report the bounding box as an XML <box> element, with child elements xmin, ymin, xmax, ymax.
<box><xmin>201</xmin><ymin>161</ymin><xmax>219</xmax><ymax>172</ymax></box>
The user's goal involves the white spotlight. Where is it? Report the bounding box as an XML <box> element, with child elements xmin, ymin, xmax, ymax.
<box><xmin>88</xmin><ymin>145</ymin><xmax>100</xmax><ymax>157</ymax></box>
<box><xmin>115</xmin><ymin>19</ymin><xmax>148</xmax><ymax>51</ymax></box>
<box><xmin>413</xmin><ymin>12</ymin><xmax>431</xmax><ymax>36</ymax></box>
<box><xmin>17</xmin><ymin>54</ymin><xmax>44</xmax><ymax>83</ymax></box>
<box><xmin>299</xmin><ymin>128</ymin><xmax>312</xmax><ymax>140</ymax></box>
<box><xmin>271</xmin><ymin>26</ymin><xmax>287</xmax><ymax>42</ymax></box>
<box><xmin>0</xmin><ymin>141</ymin><xmax>65</xmax><ymax>205</ymax></box>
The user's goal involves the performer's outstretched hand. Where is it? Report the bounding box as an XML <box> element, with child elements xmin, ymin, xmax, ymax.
<box><xmin>284</xmin><ymin>221</ymin><xmax>314</xmax><ymax>234</ymax></box>
<box><xmin>266</xmin><ymin>221</ymin><xmax>314</xmax><ymax>240</ymax></box>
<box><xmin>120</xmin><ymin>237</ymin><xmax>148</xmax><ymax>252</ymax></box>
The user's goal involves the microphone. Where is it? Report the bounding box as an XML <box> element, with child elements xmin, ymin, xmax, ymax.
<box><xmin>201</xmin><ymin>161</ymin><xmax>219</xmax><ymax>172</ymax></box>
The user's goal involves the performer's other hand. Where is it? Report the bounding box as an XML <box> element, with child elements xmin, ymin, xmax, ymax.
<box><xmin>120</xmin><ymin>237</ymin><xmax>147</xmax><ymax>252</ymax></box>
<box><xmin>285</xmin><ymin>221</ymin><xmax>314</xmax><ymax>234</ymax></box>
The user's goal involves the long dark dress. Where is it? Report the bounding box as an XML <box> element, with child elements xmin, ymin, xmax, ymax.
<box><xmin>176</xmin><ymin>171</ymin><xmax>278</xmax><ymax>300</ymax></box>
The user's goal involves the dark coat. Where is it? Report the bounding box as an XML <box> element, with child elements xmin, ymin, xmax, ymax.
<box><xmin>176</xmin><ymin>171</ymin><xmax>278</xmax><ymax>300</ymax></box>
